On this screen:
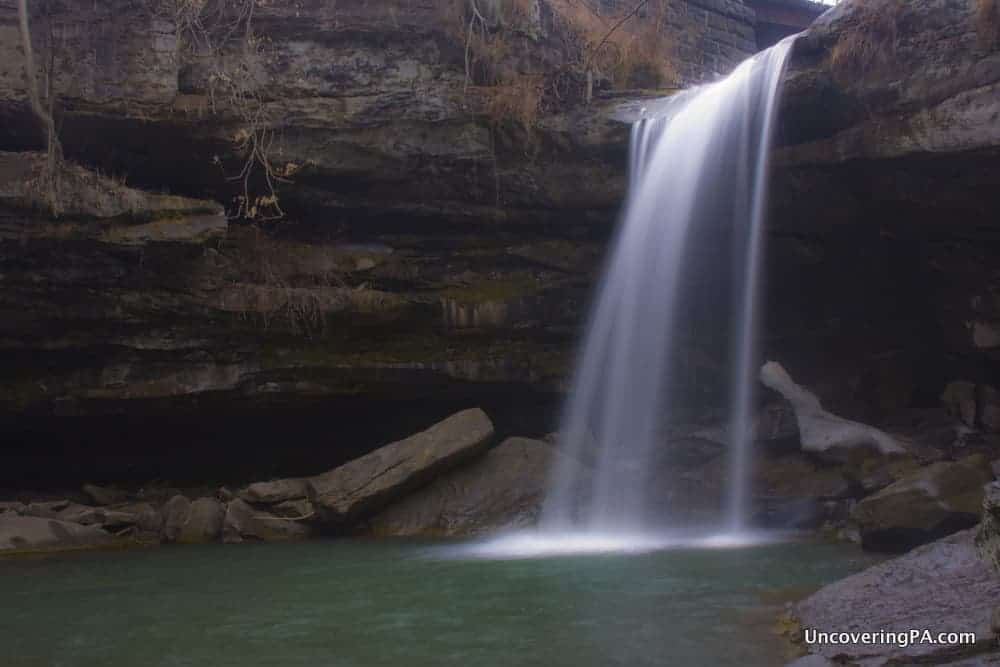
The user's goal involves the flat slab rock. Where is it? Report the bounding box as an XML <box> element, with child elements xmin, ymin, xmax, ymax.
<box><xmin>368</xmin><ymin>436</ymin><xmax>587</xmax><ymax>537</ymax></box>
<box><xmin>0</xmin><ymin>514</ymin><xmax>113</xmax><ymax>553</ymax></box>
<box><xmin>794</xmin><ymin>528</ymin><xmax>1000</xmax><ymax>666</ymax></box>
<box><xmin>308</xmin><ymin>408</ymin><xmax>495</xmax><ymax>522</ymax></box>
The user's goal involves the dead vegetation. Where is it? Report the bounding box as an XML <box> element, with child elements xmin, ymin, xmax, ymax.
<box><xmin>450</xmin><ymin>0</ymin><xmax>679</xmax><ymax>129</ymax></box>
<box><xmin>829</xmin><ymin>0</ymin><xmax>905</xmax><ymax>81</ymax></box>
<box><xmin>158</xmin><ymin>0</ymin><xmax>289</xmax><ymax>220</ymax></box>
<box><xmin>16</xmin><ymin>0</ymin><xmax>63</xmax><ymax>217</ymax></box>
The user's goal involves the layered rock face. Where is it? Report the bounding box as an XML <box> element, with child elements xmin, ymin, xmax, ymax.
<box><xmin>0</xmin><ymin>0</ymin><xmax>757</xmax><ymax>481</ymax></box>
<box><xmin>0</xmin><ymin>0</ymin><xmax>998</xmax><ymax>501</ymax></box>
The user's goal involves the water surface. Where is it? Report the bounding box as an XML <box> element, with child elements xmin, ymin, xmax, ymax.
<box><xmin>0</xmin><ymin>538</ymin><xmax>879</xmax><ymax>666</ymax></box>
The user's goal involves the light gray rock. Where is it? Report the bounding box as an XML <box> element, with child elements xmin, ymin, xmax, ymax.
<box><xmin>795</xmin><ymin>529</ymin><xmax>1000</xmax><ymax>666</ymax></box>
<box><xmin>238</xmin><ymin>478</ymin><xmax>309</xmax><ymax>505</ymax></box>
<box><xmin>308</xmin><ymin>408</ymin><xmax>495</xmax><ymax>523</ymax></box>
<box><xmin>222</xmin><ymin>499</ymin><xmax>312</xmax><ymax>543</ymax></box>
<box><xmin>0</xmin><ymin>501</ymin><xmax>25</xmax><ymax>514</ymax></box>
<box><xmin>101</xmin><ymin>502</ymin><xmax>163</xmax><ymax>534</ymax></box>
<box><xmin>368</xmin><ymin>437</ymin><xmax>585</xmax><ymax>537</ymax></box>
<box><xmin>271</xmin><ymin>499</ymin><xmax>315</xmax><ymax>520</ymax></box>
<box><xmin>852</xmin><ymin>454</ymin><xmax>992</xmax><ymax>552</ymax></box>
<box><xmin>175</xmin><ymin>498</ymin><xmax>225</xmax><ymax>544</ymax></box>
<box><xmin>760</xmin><ymin>361</ymin><xmax>906</xmax><ymax>460</ymax></box>
<box><xmin>57</xmin><ymin>504</ymin><xmax>138</xmax><ymax>529</ymax></box>
<box><xmin>161</xmin><ymin>495</ymin><xmax>191</xmax><ymax>542</ymax></box>
<box><xmin>785</xmin><ymin>655</ymin><xmax>836</xmax><ymax>667</ymax></box>
<box><xmin>81</xmin><ymin>483</ymin><xmax>129</xmax><ymax>506</ymax></box>
<box><xmin>0</xmin><ymin>514</ymin><xmax>113</xmax><ymax>553</ymax></box>
<box><xmin>21</xmin><ymin>499</ymin><xmax>72</xmax><ymax>519</ymax></box>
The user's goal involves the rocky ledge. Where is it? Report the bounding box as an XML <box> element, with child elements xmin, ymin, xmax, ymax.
<box><xmin>787</xmin><ymin>528</ymin><xmax>1000</xmax><ymax>666</ymax></box>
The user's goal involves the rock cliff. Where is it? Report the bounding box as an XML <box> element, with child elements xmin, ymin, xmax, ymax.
<box><xmin>0</xmin><ymin>0</ymin><xmax>998</xmax><ymax>489</ymax></box>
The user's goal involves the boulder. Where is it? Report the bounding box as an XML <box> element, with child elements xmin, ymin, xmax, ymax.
<box><xmin>271</xmin><ymin>499</ymin><xmax>316</xmax><ymax>520</ymax></box>
<box><xmin>308</xmin><ymin>408</ymin><xmax>495</xmax><ymax>523</ymax></box>
<box><xmin>174</xmin><ymin>498</ymin><xmax>225</xmax><ymax>544</ymax></box>
<box><xmin>161</xmin><ymin>495</ymin><xmax>190</xmax><ymax>542</ymax></box>
<box><xmin>238</xmin><ymin>478</ymin><xmax>309</xmax><ymax>505</ymax></box>
<box><xmin>57</xmin><ymin>504</ymin><xmax>139</xmax><ymax>530</ymax></box>
<box><xmin>21</xmin><ymin>499</ymin><xmax>72</xmax><ymax>519</ymax></box>
<box><xmin>0</xmin><ymin>514</ymin><xmax>113</xmax><ymax>553</ymax></box>
<box><xmin>760</xmin><ymin>362</ymin><xmax>906</xmax><ymax>461</ymax></box>
<box><xmin>976</xmin><ymin>482</ymin><xmax>1000</xmax><ymax>574</ymax></box>
<box><xmin>137</xmin><ymin>486</ymin><xmax>185</xmax><ymax>505</ymax></box>
<box><xmin>794</xmin><ymin>529</ymin><xmax>1000</xmax><ymax>666</ymax></box>
<box><xmin>110</xmin><ymin>502</ymin><xmax>163</xmax><ymax>534</ymax></box>
<box><xmin>81</xmin><ymin>483</ymin><xmax>129</xmax><ymax>507</ymax></box>
<box><xmin>0</xmin><ymin>501</ymin><xmax>25</xmax><ymax>514</ymax></box>
<box><xmin>222</xmin><ymin>499</ymin><xmax>312</xmax><ymax>543</ymax></box>
<box><xmin>368</xmin><ymin>437</ymin><xmax>582</xmax><ymax>537</ymax></box>
<box><xmin>851</xmin><ymin>454</ymin><xmax>993</xmax><ymax>552</ymax></box>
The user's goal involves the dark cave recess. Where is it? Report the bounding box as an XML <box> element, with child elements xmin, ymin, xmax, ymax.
<box><xmin>0</xmin><ymin>385</ymin><xmax>562</xmax><ymax>493</ymax></box>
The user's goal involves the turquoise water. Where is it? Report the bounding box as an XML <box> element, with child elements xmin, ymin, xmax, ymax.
<box><xmin>0</xmin><ymin>538</ymin><xmax>878</xmax><ymax>667</ymax></box>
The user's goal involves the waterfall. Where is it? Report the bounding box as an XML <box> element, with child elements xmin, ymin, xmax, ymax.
<box><xmin>541</xmin><ymin>38</ymin><xmax>796</xmax><ymax>538</ymax></box>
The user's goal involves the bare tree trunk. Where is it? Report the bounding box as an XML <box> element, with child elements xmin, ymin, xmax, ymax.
<box><xmin>17</xmin><ymin>0</ymin><xmax>61</xmax><ymax>216</ymax></box>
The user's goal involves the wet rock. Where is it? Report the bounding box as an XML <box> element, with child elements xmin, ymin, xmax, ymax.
<box><xmin>238</xmin><ymin>478</ymin><xmax>309</xmax><ymax>505</ymax></box>
<box><xmin>851</xmin><ymin>454</ymin><xmax>993</xmax><ymax>552</ymax></box>
<box><xmin>760</xmin><ymin>362</ymin><xmax>906</xmax><ymax>461</ymax></box>
<box><xmin>976</xmin><ymin>482</ymin><xmax>1000</xmax><ymax>574</ymax></box>
<box><xmin>308</xmin><ymin>408</ymin><xmax>495</xmax><ymax>523</ymax></box>
<box><xmin>222</xmin><ymin>499</ymin><xmax>312</xmax><ymax>543</ymax></box>
<box><xmin>368</xmin><ymin>437</ymin><xmax>583</xmax><ymax>537</ymax></box>
<box><xmin>0</xmin><ymin>514</ymin><xmax>113</xmax><ymax>553</ymax></box>
<box><xmin>175</xmin><ymin>498</ymin><xmax>225</xmax><ymax>544</ymax></box>
<box><xmin>794</xmin><ymin>529</ymin><xmax>1000</xmax><ymax>666</ymax></box>
<box><xmin>82</xmin><ymin>483</ymin><xmax>128</xmax><ymax>507</ymax></box>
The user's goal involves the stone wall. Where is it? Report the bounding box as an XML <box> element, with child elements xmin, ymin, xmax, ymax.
<box><xmin>669</xmin><ymin>0</ymin><xmax>759</xmax><ymax>82</ymax></box>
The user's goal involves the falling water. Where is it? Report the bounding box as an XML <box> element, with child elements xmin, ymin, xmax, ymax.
<box><xmin>541</xmin><ymin>38</ymin><xmax>796</xmax><ymax>540</ymax></box>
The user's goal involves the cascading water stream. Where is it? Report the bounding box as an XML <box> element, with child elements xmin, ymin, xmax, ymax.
<box><xmin>539</xmin><ymin>37</ymin><xmax>797</xmax><ymax>543</ymax></box>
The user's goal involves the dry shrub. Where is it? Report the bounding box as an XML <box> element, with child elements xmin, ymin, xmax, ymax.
<box><xmin>479</xmin><ymin>74</ymin><xmax>545</xmax><ymax>128</ymax></box>
<box><xmin>979</xmin><ymin>0</ymin><xmax>1000</xmax><ymax>49</ymax></box>
<box><xmin>829</xmin><ymin>0</ymin><xmax>904</xmax><ymax>81</ymax></box>
<box><xmin>548</xmin><ymin>0</ymin><xmax>678</xmax><ymax>91</ymax></box>
<box><xmin>449</xmin><ymin>0</ymin><xmax>678</xmax><ymax>127</ymax></box>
